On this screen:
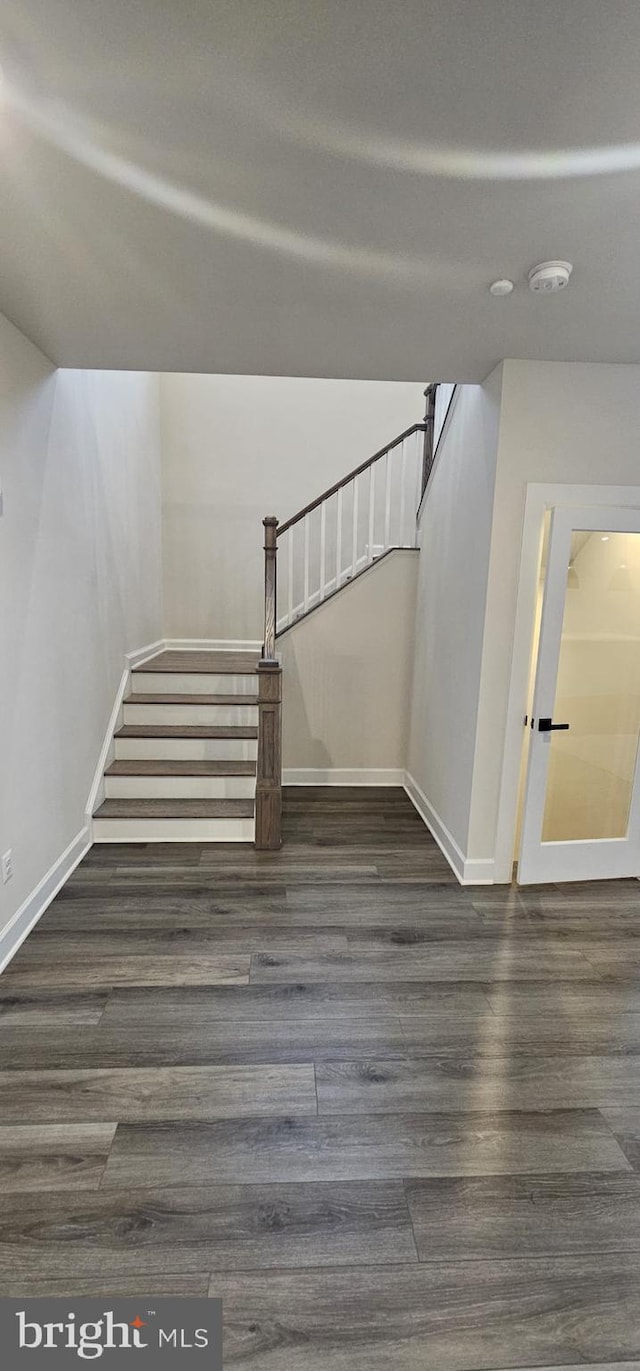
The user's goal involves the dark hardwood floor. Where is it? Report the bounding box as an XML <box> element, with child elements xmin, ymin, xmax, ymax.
<box><xmin>1</xmin><ymin>787</ymin><xmax>640</xmax><ymax>1369</ymax></box>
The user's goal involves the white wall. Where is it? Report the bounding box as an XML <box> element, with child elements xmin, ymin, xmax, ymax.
<box><xmin>469</xmin><ymin>360</ymin><xmax>640</xmax><ymax>871</ymax></box>
<box><xmin>160</xmin><ymin>375</ymin><xmax>425</xmax><ymax>640</ymax></box>
<box><xmin>280</xmin><ymin>550</ymin><xmax>418</xmax><ymax>779</ymax></box>
<box><xmin>0</xmin><ymin>313</ymin><xmax>162</xmax><ymax>948</ymax></box>
<box><xmin>407</xmin><ymin>372</ymin><xmax>503</xmax><ymax>866</ymax></box>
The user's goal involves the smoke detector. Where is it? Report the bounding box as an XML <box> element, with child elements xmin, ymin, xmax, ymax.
<box><xmin>528</xmin><ymin>260</ymin><xmax>573</xmax><ymax>294</ymax></box>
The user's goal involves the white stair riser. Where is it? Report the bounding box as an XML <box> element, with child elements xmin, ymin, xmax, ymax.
<box><xmin>132</xmin><ymin>673</ymin><xmax>256</xmax><ymax>696</ymax></box>
<box><xmin>123</xmin><ymin>703</ymin><xmax>258</xmax><ymax>727</ymax></box>
<box><xmin>115</xmin><ymin>737</ymin><xmax>258</xmax><ymax>762</ymax></box>
<box><xmin>93</xmin><ymin>817</ymin><xmax>255</xmax><ymax>843</ymax></box>
<box><xmin>105</xmin><ymin>775</ymin><xmax>256</xmax><ymax>800</ymax></box>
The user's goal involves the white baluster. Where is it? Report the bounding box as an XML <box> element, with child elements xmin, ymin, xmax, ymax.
<box><xmin>413</xmin><ymin>429</ymin><xmax>423</xmax><ymax>538</ymax></box>
<box><xmin>399</xmin><ymin>438</ymin><xmax>407</xmax><ymax>546</ymax></box>
<box><xmin>368</xmin><ymin>462</ymin><xmax>376</xmax><ymax>562</ymax></box>
<box><xmin>383</xmin><ymin>451</ymin><xmax>392</xmax><ymax>549</ymax></box>
<box><xmin>286</xmin><ymin>528</ymin><xmax>294</xmax><ymax>625</ymax></box>
<box><xmin>336</xmin><ymin>486</ymin><xmax>343</xmax><ymax>590</ymax></box>
<box><xmin>319</xmin><ymin>501</ymin><xmax>327</xmax><ymax>601</ymax></box>
<box><xmin>303</xmin><ymin>513</ymin><xmax>310</xmax><ymax>612</ymax></box>
<box><xmin>351</xmin><ymin>475</ymin><xmax>359</xmax><ymax>576</ymax></box>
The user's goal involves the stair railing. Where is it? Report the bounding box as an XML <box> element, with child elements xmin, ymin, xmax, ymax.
<box><xmin>256</xmin><ymin>384</ymin><xmax>446</xmax><ymax>850</ymax></box>
<box><xmin>274</xmin><ymin>420</ymin><xmax>427</xmax><ymax>637</ymax></box>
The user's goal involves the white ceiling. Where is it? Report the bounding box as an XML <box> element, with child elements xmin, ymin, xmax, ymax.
<box><xmin>1</xmin><ymin>0</ymin><xmax>640</xmax><ymax>379</ymax></box>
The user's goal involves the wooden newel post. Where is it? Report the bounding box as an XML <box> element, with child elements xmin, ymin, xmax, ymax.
<box><xmin>262</xmin><ymin>516</ymin><xmax>278</xmax><ymax>664</ymax></box>
<box><xmin>256</xmin><ymin>515</ymin><xmax>282</xmax><ymax>850</ymax></box>
<box><xmin>422</xmin><ymin>384</ymin><xmax>437</xmax><ymax>493</ymax></box>
<box><xmin>255</xmin><ymin>660</ymin><xmax>282</xmax><ymax>850</ymax></box>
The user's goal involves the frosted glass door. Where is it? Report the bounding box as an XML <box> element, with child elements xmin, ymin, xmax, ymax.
<box><xmin>518</xmin><ymin>506</ymin><xmax>640</xmax><ymax>884</ymax></box>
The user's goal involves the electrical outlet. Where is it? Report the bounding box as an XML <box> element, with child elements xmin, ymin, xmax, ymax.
<box><xmin>2</xmin><ymin>850</ymin><xmax>12</xmax><ymax>883</ymax></box>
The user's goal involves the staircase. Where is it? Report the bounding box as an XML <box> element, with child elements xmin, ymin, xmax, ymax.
<box><xmin>92</xmin><ymin>384</ymin><xmax>451</xmax><ymax>849</ymax></box>
<box><xmin>93</xmin><ymin>650</ymin><xmax>260</xmax><ymax>842</ymax></box>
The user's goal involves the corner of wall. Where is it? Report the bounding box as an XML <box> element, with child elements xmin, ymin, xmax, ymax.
<box><xmin>0</xmin><ymin>828</ymin><xmax>91</xmax><ymax>976</ymax></box>
<box><xmin>403</xmin><ymin>771</ymin><xmax>495</xmax><ymax>884</ymax></box>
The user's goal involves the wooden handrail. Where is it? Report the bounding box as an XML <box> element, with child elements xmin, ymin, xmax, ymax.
<box><xmin>276</xmin><ymin>421</ymin><xmax>427</xmax><ymax>537</ymax></box>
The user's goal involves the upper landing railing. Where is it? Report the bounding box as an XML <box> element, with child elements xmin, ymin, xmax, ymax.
<box><xmin>260</xmin><ymin>381</ymin><xmax>454</xmax><ymax>660</ymax></box>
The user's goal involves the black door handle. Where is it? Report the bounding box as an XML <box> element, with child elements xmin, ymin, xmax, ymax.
<box><xmin>538</xmin><ymin>718</ymin><xmax>570</xmax><ymax>732</ymax></box>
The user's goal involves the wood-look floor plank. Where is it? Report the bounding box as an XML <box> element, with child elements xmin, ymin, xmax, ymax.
<box><xmin>484</xmin><ymin>982</ymin><xmax>640</xmax><ymax>1016</ymax></box>
<box><xmin>578</xmin><ymin>943</ymin><xmax>640</xmax><ymax>979</ymax></box>
<box><xmin>78</xmin><ymin>842</ymin><xmax>203</xmax><ymax>866</ymax></box>
<box><xmin>469</xmin><ymin>878</ymin><xmax>640</xmax><ymax>919</ymax></box>
<box><xmin>44</xmin><ymin>885</ymin><xmax>477</xmax><ymax>928</ymax></box>
<box><xmin>405</xmin><ymin>1172</ymin><xmax>640</xmax><ymax>1260</ymax></box>
<box><xmin>24</xmin><ymin>929</ymin><xmax>349</xmax><ymax>958</ymax></box>
<box><xmin>345</xmin><ymin>921</ymin><xmax>522</xmax><ymax>946</ymax></box>
<box><xmin>474</xmin><ymin>911</ymin><xmax>640</xmax><ymax>941</ymax></box>
<box><xmin>103</xmin><ymin>862</ymin><xmax>382</xmax><ymax>884</ymax></box>
<box><xmin>0</xmin><ymin>1064</ymin><xmax>318</xmax><ymax>1124</ymax></box>
<box><xmin>288</xmin><ymin>881</ymin><xmax>477</xmax><ymax>918</ymax></box>
<box><xmin>0</xmin><ymin>1017</ymin><xmax>409</xmax><ymax>1069</ymax></box>
<box><xmin>0</xmin><ymin>1181</ymin><xmax>416</xmax><ymax>1278</ymax></box>
<box><xmin>208</xmin><ymin>1257</ymin><xmax>640</xmax><ymax>1370</ymax></box>
<box><xmin>400</xmin><ymin>1013</ymin><xmax>640</xmax><ymax>1058</ymax></box>
<box><xmin>0</xmin><ymin>1275</ymin><xmax>210</xmax><ymax>1297</ymax></box>
<box><xmin>1</xmin><ymin>951</ymin><xmax>250</xmax><ymax>990</ymax></box>
<box><xmin>0</xmin><ymin>989</ymin><xmax>107</xmax><ymax>1024</ymax></box>
<box><xmin>102</xmin><ymin>1110</ymin><xmax>629</xmax><ymax>1188</ymax></box>
<box><xmin>0</xmin><ymin>1124</ymin><xmax>116</xmax><ymax>1192</ymax></box>
<box><xmin>316</xmin><ymin>1055</ymin><xmax>640</xmax><ymax>1114</ymax></box>
<box><xmin>6</xmin><ymin>1011</ymin><xmax>640</xmax><ymax>1071</ymax></box>
<box><xmin>40</xmin><ymin>894</ymin><xmax>291</xmax><ymax>930</ymax></box>
<box><xmin>250</xmin><ymin>943</ymin><xmax>598</xmax><ymax>983</ymax></box>
<box><xmin>102</xmin><ymin>982</ymin><xmax>491</xmax><ymax>1027</ymax></box>
<box><xmin>374</xmin><ymin>855</ymin><xmax>459</xmax><ymax>882</ymax></box>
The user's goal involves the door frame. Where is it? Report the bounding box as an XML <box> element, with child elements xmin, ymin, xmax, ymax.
<box><xmin>493</xmin><ymin>483</ymin><xmax>640</xmax><ymax>884</ymax></box>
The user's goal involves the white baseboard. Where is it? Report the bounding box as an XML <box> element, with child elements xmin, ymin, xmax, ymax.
<box><xmin>461</xmin><ymin>856</ymin><xmax>497</xmax><ymax>883</ymax></box>
<box><xmin>125</xmin><ymin>638</ymin><xmax>165</xmax><ymax>669</ymax></box>
<box><xmin>283</xmin><ymin>768</ymin><xmax>406</xmax><ymax>786</ymax></box>
<box><xmin>163</xmin><ymin>638</ymin><xmax>263</xmax><ymax>653</ymax></box>
<box><xmin>0</xmin><ymin>828</ymin><xmax>90</xmax><ymax>976</ymax></box>
<box><xmin>85</xmin><ymin>667</ymin><xmax>130</xmax><ymax>824</ymax></box>
<box><xmin>403</xmin><ymin>771</ymin><xmax>495</xmax><ymax>884</ymax></box>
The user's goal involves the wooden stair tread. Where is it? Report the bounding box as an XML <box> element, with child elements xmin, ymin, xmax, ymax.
<box><xmin>136</xmin><ymin>651</ymin><xmax>259</xmax><ymax>674</ymax></box>
<box><xmin>125</xmin><ymin>694</ymin><xmax>258</xmax><ymax>706</ymax></box>
<box><xmin>105</xmin><ymin>760</ymin><xmax>256</xmax><ymax>777</ymax></box>
<box><xmin>116</xmin><ymin>725</ymin><xmax>258</xmax><ymax>739</ymax></box>
<box><xmin>94</xmin><ymin>798</ymin><xmax>255</xmax><ymax>819</ymax></box>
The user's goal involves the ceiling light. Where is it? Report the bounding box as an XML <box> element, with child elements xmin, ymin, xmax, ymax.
<box><xmin>489</xmin><ymin>279</ymin><xmax>514</xmax><ymax>297</ymax></box>
<box><xmin>528</xmin><ymin>261</ymin><xmax>573</xmax><ymax>293</ymax></box>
